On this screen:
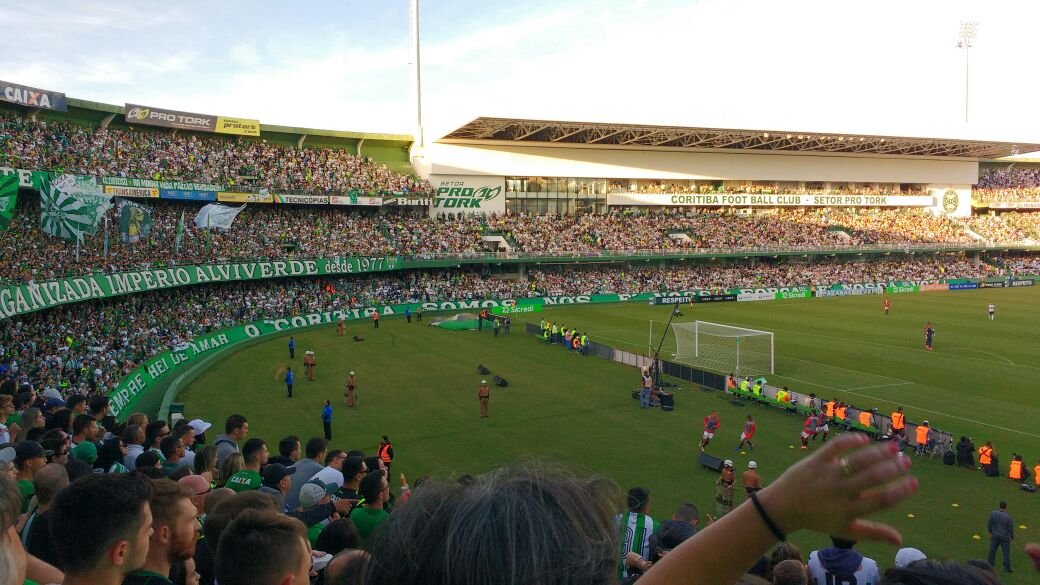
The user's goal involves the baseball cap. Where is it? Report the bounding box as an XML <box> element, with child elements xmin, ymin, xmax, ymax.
<box><xmin>44</xmin><ymin>397</ymin><xmax>66</xmax><ymax>410</ymax></box>
<box><xmin>262</xmin><ymin>463</ymin><xmax>296</xmax><ymax>486</ymax></box>
<box><xmin>0</xmin><ymin>447</ymin><xmax>15</xmax><ymax>466</ymax></box>
<box><xmin>723</xmin><ymin>460</ymin><xmax>733</xmax><ymax>468</ymax></box>
<box><xmin>15</xmin><ymin>441</ymin><xmax>53</xmax><ymax>463</ymax></box>
<box><xmin>299</xmin><ymin>479</ymin><xmax>337</xmax><ymax>508</ymax></box>
<box><xmin>187</xmin><ymin>419</ymin><xmax>212</xmax><ymax>435</ymax></box>
<box><xmin>71</xmin><ymin>442</ymin><xmax>97</xmax><ymax>465</ymax></box>
<box><xmin>894</xmin><ymin>547</ymin><xmax>927</xmax><ymax>568</ymax></box>
<box><xmin>42</xmin><ymin>388</ymin><xmax>62</xmax><ymax>401</ymax></box>
<box><xmin>481</xmin><ymin>380</ymin><xmax>487</xmax><ymax>384</ymax></box>
<box><xmin>349</xmin><ymin>371</ymin><xmax>355</xmax><ymax>375</ymax></box>
<box><xmin>310</xmin><ymin>466</ymin><xmax>344</xmax><ymax>489</ymax></box>
<box><xmin>748</xmin><ymin>461</ymin><xmax>758</xmax><ymax>469</ymax></box>
<box><xmin>922</xmin><ymin>420</ymin><xmax>929</xmax><ymax>425</ymax></box>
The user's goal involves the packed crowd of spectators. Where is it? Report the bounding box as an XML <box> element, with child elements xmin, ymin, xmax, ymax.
<box><xmin>0</xmin><ymin>257</ymin><xmax>995</xmax><ymax>404</ymax></box>
<box><xmin>0</xmin><ymin>110</ymin><xmax>432</xmax><ymax>195</ymax></box>
<box><xmin>3</xmin><ymin>198</ymin><xmax>1015</xmax><ymax>284</ymax></box>
<box><xmin>963</xmin><ymin>216</ymin><xmax>1033</xmax><ymax>244</ymax></box>
<box><xmin>973</xmin><ymin>168</ymin><xmax>1040</xmax><ymax>204</ymax></box>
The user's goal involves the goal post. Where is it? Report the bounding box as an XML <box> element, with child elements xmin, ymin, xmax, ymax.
<box><xmin>671</xmin><ymin>321</ymin><xmax>774</xmax><ymax>375</ymax></box>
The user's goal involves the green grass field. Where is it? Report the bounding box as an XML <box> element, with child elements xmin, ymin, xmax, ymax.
<box><xmin>179</xmin><ymin>287</ymin><xmax>1040</xmax><ymax>581</ymax></box>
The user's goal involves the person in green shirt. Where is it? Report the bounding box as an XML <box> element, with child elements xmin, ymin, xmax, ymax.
<box><xmin>225</xmin><ymin>438</ymin><xmax>268</xmax><ymax>493</ymax></box>
<box><xmin>349</xmin><ymin>471</ymin><xmax>391</xmax><ymax>542</ymax></box>
<box><xmin>14</xmin><ymin>441</ymin><xmax>51</xmax><ymax>513</ymax></box>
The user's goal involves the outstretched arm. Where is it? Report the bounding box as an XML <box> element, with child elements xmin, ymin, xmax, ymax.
<box><xmin>640</xmin><ymin>434</ymin><xmax>916</xmax><ymax>585</ymax></box>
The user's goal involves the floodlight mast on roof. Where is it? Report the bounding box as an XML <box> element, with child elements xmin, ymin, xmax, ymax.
<box><xmin>410</xmin><ymin>0</ymin><xmax>424</xmax><ymax>149</ymax></box>
<box><xmin>957</xmin><ymin>21</ymin><xmax>978</xmax><ymax>124</ymax></box>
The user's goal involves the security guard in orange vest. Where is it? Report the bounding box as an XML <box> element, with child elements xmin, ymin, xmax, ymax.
<box><xmin>858</xmin><ymin>409</ymin><xmax>873</xmax><ymax>428</ymax></box>
<box><xmin>890</xmin><ymin>407</ymin><xmax>906</xmax><ymax>437</ymax></box>
<box><xmin>1009</xmin><ymin>456</ymin><xmax>1023</xmax><ymax>481</ymax></box>
<box><xmin>978</xmin><ymin>440</ymin><xmax>994</xmax><ymax>474</ymax></box>
<box><xmin>835</xmin><ymin>402</ymin><xmax>848</xmax><ymax>421</ymax></box>
<box><xmin>824</xmin><ymin>399</ymin><xmax>836</xmax><ymax>419</ymax></box>
<box><xmin>915</xmin><ymin>421</ymin><xmax>931</xmax><ymax>455</ymax></box>
<box><xmin>377</xmin><ymin>435</ymin><xmax>394</xmax><ymax>473</ymax></box>
<box><xmin>1034</xmin><ymin>461</ymin><xmax>1040</xmax><ymax>486</ymax></box>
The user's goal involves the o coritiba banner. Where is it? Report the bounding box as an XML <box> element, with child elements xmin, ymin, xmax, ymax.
<box><xmin>0</xmin><ymin>257</ymin><xmax>401</xmax><ymax>319</ymax></box>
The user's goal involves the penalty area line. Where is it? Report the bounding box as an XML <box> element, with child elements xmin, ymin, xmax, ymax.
<box><xmin>781</xmin><ymin>376</ymin><xmax>1040</xmax><ymax>439</ymax></box>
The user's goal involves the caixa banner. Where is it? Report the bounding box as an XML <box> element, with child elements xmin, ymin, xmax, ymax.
<box><xmin>428</xmin><ymin>175</ymin><xmax>505</xmax><ymax>216</ymax></box>
<box><xmin>1</xmin><ymin>80</ymin><xmax>67</xmax><ymax>111</ymax></box>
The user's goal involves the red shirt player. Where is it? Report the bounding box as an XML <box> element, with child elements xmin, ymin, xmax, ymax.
<box><xmin>699</xmin><ymin>411</ymin><xmax>720</xmax><ymax>452</ymax></box>
<box><xmin>883</xmin><ymin>297</ymin><xmax>890</xmax><ymax>315</ymax></box>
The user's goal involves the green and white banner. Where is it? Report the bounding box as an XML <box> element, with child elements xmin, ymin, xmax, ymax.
<box><xmin>39</xmin><ymin>175</ymin><xmax>111</xmax><ymax>242</ymax></box>
<box><xmin>0</xmin><ymin>174</ymin><xmax>17</xmax><ymax>229</ymax></box>
<box><xmin>0</xmin><ymin>256</ymin><xmax>401</xmax><ymax>319</ymax></box>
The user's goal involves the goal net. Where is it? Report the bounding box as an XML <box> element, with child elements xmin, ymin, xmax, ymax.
<box><xmin>671</xmin><ymin>321</ymin><xmax>774</xmax><ymax>375</ymax></box>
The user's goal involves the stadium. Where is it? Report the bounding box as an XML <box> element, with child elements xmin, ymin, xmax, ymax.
<box><xmin>2</xmin><ymin>4</ymin><xmax>1040</xmax><ymax>585</ymax></box>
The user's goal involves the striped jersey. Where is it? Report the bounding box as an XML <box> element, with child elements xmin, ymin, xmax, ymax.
<box><xmin>616</xmin><ymin>512</ymin><xmax>657</xmax><ymax>578</ymax></box>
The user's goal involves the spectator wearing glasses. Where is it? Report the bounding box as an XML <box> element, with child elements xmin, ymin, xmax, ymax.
<box><xmin>96</xmin><ymin>436</ymin><xmax>130</xmax><ymax>474</ymax></box>
<box><xmin>145</xmin><ymin>421</ymin><xmax>171</xmax><ymax>462</ymax></box>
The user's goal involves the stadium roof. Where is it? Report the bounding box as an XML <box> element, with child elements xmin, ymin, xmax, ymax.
<box><xmin>440</xmin><ymin>117</ymin><xmax>1040</xmax><ymax>159</ymax></box>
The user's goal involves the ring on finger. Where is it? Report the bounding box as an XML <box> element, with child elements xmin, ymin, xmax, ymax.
<box><xmin>839</xmin><ymin>456</ymin><xmax>854</xmax><ymax>477</ymax></box>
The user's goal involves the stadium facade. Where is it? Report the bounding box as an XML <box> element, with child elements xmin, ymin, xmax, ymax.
<box><xmin>415</xmin><ymin>117</ymin><xmax>1040</xmax><ymax>217</ymax></box>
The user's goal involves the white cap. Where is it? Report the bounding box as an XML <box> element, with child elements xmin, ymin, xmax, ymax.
<box><xmin>748</xmin><ymin>461</ymin><xmax>758</xmax><ymax>469</ymax></box>
<box><xmin>0</xmin><ymin>447</ymin><xmax>15</xmax><ymax>466</ymax></box>
<box><xmin>310</xmin><ymin>466</ymin><xmax>345</xmax><ymax>489</ymax></box>
<box><xmin>481</xmin><ymin>380</ymin><xmax>487</xmax><ymax>384</ymax></box>
<box><xmin>350</xmin><ymin>371</ymin><xmax>355</xmax><ymax>375</ymax></box>
<box><xmin>187</xmin><ymin>419</ymin><xmax>212</xmax><ymax>435</ymax></box>
<box><xmin>42</xmin><ymin>388</ymin><xmax>62</xmax><ymax>400</ymax></box>
<box><xmin>723</xmin><ymin>460</ymin><xmax>733</xmax><ymax>467</ymax></box>
<box><xmin>894</xmin><ymin>547</ymin><xmax>927</xmax><ymax>568</ymax></box>
<box><xmin>922</xmin><ymin>420</ymin><xmax>929</xmax><ymax>425</ymax></box>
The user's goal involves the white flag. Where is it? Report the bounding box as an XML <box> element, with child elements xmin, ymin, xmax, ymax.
<box><xmin>194</xmin><ymin>204</ymin><xmax>246</xmax><ymax>231</ymax></box>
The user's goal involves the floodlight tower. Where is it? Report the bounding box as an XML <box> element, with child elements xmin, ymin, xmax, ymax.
<box><xmin>956</xmin><ymin>21</ymin><xmax>978</xmax><ymax>124</ymax></box>
<box><xmin>409</xmin><ymin>0</ymin><xmax>425</xmax><ymax>149</ymax></box>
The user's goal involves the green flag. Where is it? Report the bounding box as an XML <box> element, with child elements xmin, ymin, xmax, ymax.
<box><xmin>39</xmin><ymin>176</ymin><xmax>111</xmax><ymax>242</ymax></box>
<box><xmin>175</xmin><ymin>210</ymin><xmax>185</xmax><ymax>252</ymax></box>
<box><xmin>0</xmin><ymin>175</ymin><xmax>16</xmax><ymax>229</ymax></box>
<box><xmin>116</xmin><ymin>198</ymin><xmax>153</xmax><ymax>244</ymax></box>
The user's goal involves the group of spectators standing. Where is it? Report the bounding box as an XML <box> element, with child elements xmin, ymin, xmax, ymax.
<box><xmin>3</xmin><ymin>405</ymin><xmax>1038</xmax><ymax>585</ymax></box>
<box><xmin>974</xmin><ymin>168</ymin><xmax>1040</xmax><ymax>204</ymax></box>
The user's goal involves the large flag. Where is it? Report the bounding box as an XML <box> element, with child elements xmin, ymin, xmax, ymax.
<box><xmin>39</xmin><ymin>175</ymin><xmax>112</xmax><ymax>242</ymax></box>
<box><xmin>194</xmin><ymin>203</ymin><xmax>245</xmax><ymax>231</ymax></box>
<box><xmin>175</xmin><ymin>210</ymin><xmax>185</xmax><ymax>252</ymax></box>
<box><xmin>116</xmin><ymin>198</ymin><xmax>153</xmax><ymax>244</ymax></box>
<box><xmin>0</xmin><ymin>174</ymin><xmax>16</xmax><ymax>229</ymax></box>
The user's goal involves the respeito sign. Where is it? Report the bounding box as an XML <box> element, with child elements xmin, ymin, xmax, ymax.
<box><xmin>428</xmin><ymin>175</ymin><xmax>505</xmax><ymax>216</ymax></box>
<box><xmin>1</xmin><ymin>80</ymin><xmax>67</xmax><ymax>111</ymax></box>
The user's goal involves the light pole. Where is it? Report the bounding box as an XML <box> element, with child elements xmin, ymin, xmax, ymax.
<box><xmin>957</xmin><ymin>21</ymin><xmax>978</xmax><ymax>124</ymax></box>
<box><xmin>409</xmin><ymin>0</ymin><xmax>424</xmax><ymax>149</ymax></box>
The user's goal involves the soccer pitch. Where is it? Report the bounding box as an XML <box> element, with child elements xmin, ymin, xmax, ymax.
<box><xmin>179</xmin><ymin>287</ymin><xmax>1039</xmax><ymax>579</ymax></box>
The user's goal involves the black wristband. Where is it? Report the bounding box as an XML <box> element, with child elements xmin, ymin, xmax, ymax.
<box><xmin>749</xmin><ymin>491</ymin><xmax>786</xmax><ymax>542</ymax></box>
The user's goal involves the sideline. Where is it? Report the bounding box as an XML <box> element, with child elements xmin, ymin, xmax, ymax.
<box><xmin>780</xmin><ymin>375</ymin><xmax>1040</xmax><ymax>439</ymax></box>
<box><xmin>586</xmin><ymin>328</ymin><xmax>1040</xmax><ymax>440</ymax></box>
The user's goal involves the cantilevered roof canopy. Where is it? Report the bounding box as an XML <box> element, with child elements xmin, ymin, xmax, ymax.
<box><xmin>440</xmin><ymin>117</ymin><xmax>1040</xmax><ymax>159</ymax></box>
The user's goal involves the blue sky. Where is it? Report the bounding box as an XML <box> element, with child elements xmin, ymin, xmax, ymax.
<box><xmin>2</xmin><ymin>0</ymin><xmax>1039</xmax><ymax>145</ymax></box>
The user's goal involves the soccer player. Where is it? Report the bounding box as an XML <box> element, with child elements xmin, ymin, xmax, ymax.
<box><xmin>924</xmin><ymin>322</ymin><xmax>935</xmax><ymax>351</ymax></box>
<box><xmin>988</xmin><ymin>303</ymin><xmax>996</xmax><ymax>321</ymax></box>
<box><xmin>800</xmin><ymin>411</ymin><xmax>820</xmax><ymax>449</ymax></box>
<box><xmin>735</xmin><ymin>415</ymin><xmax>756</xmax><ymax>451</ymax></box>
<box><xmin>883</xmin><ymin>297</ymin><xmax>890</xmax><ymax>315</ymax></box>
<box><xmin>699</xmin><ymin>411</ymin><xmax>720</xmax><ymax>452</ymax></box>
